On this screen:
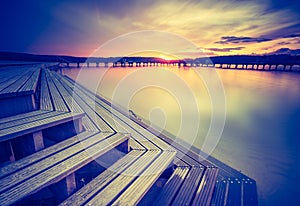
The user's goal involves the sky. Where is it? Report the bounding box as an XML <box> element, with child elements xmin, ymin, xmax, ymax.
<box><xmin>1</xmin><ymin>0</ymin><xmax>300</xmax><ymax>58</ymax></box>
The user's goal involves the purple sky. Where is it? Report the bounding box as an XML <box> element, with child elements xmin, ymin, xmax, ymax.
<box><xmin>1</xmin><ymin>0</ymin><xmax>300</xmax><ymax>57</ymax></box>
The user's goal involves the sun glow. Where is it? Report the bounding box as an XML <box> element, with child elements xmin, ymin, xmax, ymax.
<box><xmin>130</xmin><ymin>51</ymin><xmax>179</xmax><ymax>60</ymax></box>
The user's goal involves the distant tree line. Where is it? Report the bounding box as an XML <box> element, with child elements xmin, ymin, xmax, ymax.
<box><xmin>0</xmin><ymin>52</ymin><xmax>299</xmax><ymax>65</ymax></box>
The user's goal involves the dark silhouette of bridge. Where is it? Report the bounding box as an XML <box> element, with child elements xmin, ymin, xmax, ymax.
<box><xmin>1</xmin><ymin>52</ymin><xmax>300</xmax><ymax>72</ymax></box>
<box><xmin>60</xmin><ymin>55</ymin><xmax>300</xmax><ymax>72</ymax></box>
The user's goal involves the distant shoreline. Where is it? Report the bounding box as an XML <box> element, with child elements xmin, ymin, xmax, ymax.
<box><xmin>1</xmin><ymin>51</ymin><xmax>299</xmax><ymax>72</ymax></box>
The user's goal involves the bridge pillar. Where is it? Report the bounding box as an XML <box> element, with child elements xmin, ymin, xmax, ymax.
<box><xmin>87</xmin><ymin>63</ymin><xmax>90</xmax><ymax>68</ymax></box>
<box><xmin>96</xmin><ymin>62</ymin><xmax>99</xmax><ymax>67</ymax></box>
<box><xmin>67</xmin><ymin>63</ymin><xmax>70</xmax><ymax>68</ymax></box>
<box><xmin>77</xmin><ymin>63</ymin><xmax>80</xmax><ymax>68</ymax></box>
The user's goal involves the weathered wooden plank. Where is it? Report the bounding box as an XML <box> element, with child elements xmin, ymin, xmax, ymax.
<box><xmin>225</xmin><ymin>178</ymin><xmax>242</xmax><ymax>206</ymax></box>
<box><xmin>45</xmin><ymin>69</ymin><xmax>69</xmax><ymax>112</ymax></box>
<box><xmin>171</xmin><ymin>167</ymin><xmax>205</xmax><ymax>205</ymax></box>
<box><xmin>0</xmin><ymin>133</ymin><xmax>129</xmax><ymax>206</ymax></box>
<box><xmin>0</xmin><ymin>111</ymin><xmax>84</xmax><ymax>142</ymax></box>
<box><xmin>0</xmin><ymin>74</ymin><xmax>30</xmax><ymax>94</ymax></box>
<box><xmin>0</xmin><ymin>110</ymin><xmax>49</xmax><ymax>124</ymax></box>
<box><xmin>82</xmin><ymin>116</ymin><xmax>99</xmax><ymax>132</ymax></box>
<box><xmin>0</xmin><ymin>67</ymin><xmax>36</xmax><ymax>95</ymax></box>
<box><xmin>57</xmin><ymin>76</ymin><xmax>115</xmax><ymax>133</ymax></box>
<box><xmin>32</xmin><ymin>131</ymin><xmax>44</xmax><ymax>151</ymax></box>
<box><xmin>50</xmin><ymin>71</ymin><xmax>83</xmax><ymax>113</ymax></box>
<box><xmin>0</xmin><ymin>111</ymin><xmax>64</xmax><ymax>130</ymax></box>
<box><xmin>0</xmin><ymin>132</ymin><xmax>111</xmax><ymax>192</ymax></box>
<box><xmin>40</xmin><ymin>69</ymin><xmax>54</xmax><ymax>111</ymax></box>
<box><xmin>58</xmin><ymin>76</ymin><xmax>129</xmax><ymax>134</ymax></box>
<box><xmin>111</xmin><ymin>151</ymin><xmax>176</xmax><ymax>206</ymax></box>
<box><xmin>0</xmin><ymin>68</ymin><xmax>31</xmax><ymax>94</ymax></box>
<box><xmin>173</xmin><ymin>156</ymin><xmax>190</xmax><ymax>167</ymax></box>
<box><xmin>65</xmin><ymin>173</ymin><xmax>77</xmax><ymax>196</ymax></box>
<box><xmin>154</xmin><ymin>166</ymin><xmax>190</xmax><ymax>205</ymax></box>
<box><xmin>85</xmin><ymin>150</ymin><xmax>161</xmax><ymax>205</ymax></box>
<box><xmin>210</xmin><ymin>178</ymin><xmax>229</xmax><ymax>206</ymax></box>
<box><xmin>0</xmin><ymin>131</ymin><xmax>95</xmax><ymax>178</ymax></box>
<box><xmin>19</xmin><ymin>68</ymin><xmax>41</xmax><ymax>93</ymax></box>
<box><xmin>59</xmin><ymin>149</ymin><xmax>144</xmax><ymax>206</ymax></box>
<box><xmin>0</xmin><ymin>68</ymin><xmax>21</xmax><ymax>84</ymax></box>
<box><xmin>191</xmin><ymin>167</ymin><xmax>219</xmax><ymax>206</ymax></box>
<box><xmin>94</xmin><ymin>105</ymin><xmax>162</xmax><ymax>150</ymax></box>
<box><xmin>129</xmin><ymin>138</ymin><xmax>147</xmax><ymax>150</ymax></box>
<box><xmin>175</xmin><ymin>151</ymin><xmax>205</xmax><ymax>167</ymax></box>
<box><xmin>95</xmin><ymin>106</ymin><xmax>129</xmax><ymax>133</ymax></box>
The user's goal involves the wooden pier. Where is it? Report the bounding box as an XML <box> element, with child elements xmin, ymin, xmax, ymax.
<box><xmin>0</xmin><ymin>64</ymin><xmax>258</xmax><ymax>205</ymax></box>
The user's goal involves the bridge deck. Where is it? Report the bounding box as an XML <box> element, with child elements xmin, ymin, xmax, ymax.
<box><xmin>0</xmin><ymin>65</ymin><xmax>42</xmax><ymax>118</ymax></box>
<box><xmin>0</xmin><ymin>65</ymin><xmax>258</xmax><ymax>205</ymax></box>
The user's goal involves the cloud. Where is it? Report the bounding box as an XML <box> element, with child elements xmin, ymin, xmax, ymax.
<box><xmin>277</xmin><ymin>41</ymin><xmax>290</xmax><ymax>45</ymax></box>
<box><xmin>283</xmin><ymin>33</ymin><xmax>300</xmax><ymax>38</ymax></box>
<box><xmin>206</xmin><ymin>47</ymin><xmax>245</xmax><ymax>52</ymax></box>
<box><xmin>263</xmin><ymin>22</ymin><xmax>300</xmax><ymax>40</ymax></box>
<box><xmin>2</xmin><ymin>0</ymin><xmax>300</xmax><ymax>56</ymax></box>
<box><xmin>215</xmin><ymin>36</ymin><xmax>272</xmax><ymax>44</ymax></box>
<box><xmin>175</xmin><ymin>51</ymin><xmax>216</xmax><ymax>58</ymax></box>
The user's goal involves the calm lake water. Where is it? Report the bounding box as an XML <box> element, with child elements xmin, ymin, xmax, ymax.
<box><xmin>64</xmin><ymin>67</ymin><xmax>300</xmax><ymax>206</ymax></box>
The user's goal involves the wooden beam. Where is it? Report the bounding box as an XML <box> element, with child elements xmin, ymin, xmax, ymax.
<box><xmin>32</xmin><ymin>131</ymin><xmax>44</xmax><ymax>151</ymax></box>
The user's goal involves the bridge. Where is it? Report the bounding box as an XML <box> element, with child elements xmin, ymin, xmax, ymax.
<box><xmin>59</xmin><ymin>57</ymin><xmax>187</xmax><ymax>68</ymax></box>
<box><xmin>59</xmin><ymin>55</ymin><xmax>300</xmax><ymax>72</ymax></box>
